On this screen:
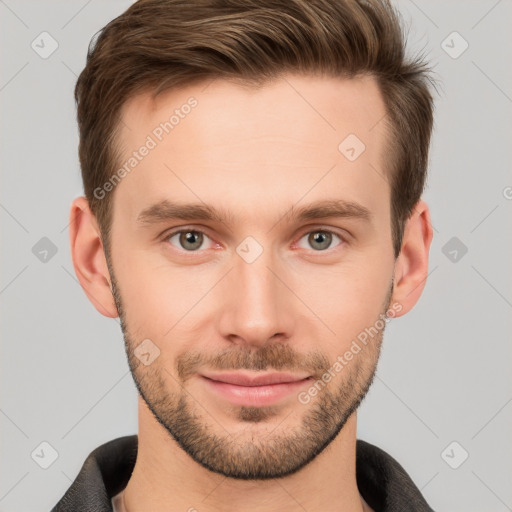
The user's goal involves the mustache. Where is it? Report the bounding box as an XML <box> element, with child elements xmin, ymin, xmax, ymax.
<box><xmin>176</xmin><ymin>343</ymin><xmax>331</xmax><ymax>381</ymax></box>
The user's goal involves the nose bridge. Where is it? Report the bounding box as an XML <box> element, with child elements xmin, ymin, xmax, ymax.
<box><xmin>218</xmin><ymin>237</ymin><xmax>291</xmax><ymax>346</ymax></box>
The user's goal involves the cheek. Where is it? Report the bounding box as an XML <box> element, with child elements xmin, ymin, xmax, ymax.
<box><xmin>307</xmin><ymin>258</ymin><xmax>392</xmax><ymax>343</ymax></box>
<box><xmin>115</xmin><ymin>251</ymin><xmax>217</xmax><ymax>339</ymax></box>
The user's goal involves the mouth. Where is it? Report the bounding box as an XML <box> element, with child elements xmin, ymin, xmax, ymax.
<box><xmin>199</xmin><ymin>371</ymin><xmax>313</xmax><ymax>407</ymax></box>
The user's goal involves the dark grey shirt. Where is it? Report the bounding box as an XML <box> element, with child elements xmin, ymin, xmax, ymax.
<box><xmin>51</xmin><ymin>435</ymin><xmax>435</xmax><ymax>511</ymax></box>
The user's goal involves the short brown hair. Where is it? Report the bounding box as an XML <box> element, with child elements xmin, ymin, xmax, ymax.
<box><xmin>75</xmin><ymin>0</ymin><xmax>435</xmax><ymax>259</ymax></box>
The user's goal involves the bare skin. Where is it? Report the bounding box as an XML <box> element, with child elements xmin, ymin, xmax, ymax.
<box><xmin>70</xmin><ymin>73</ymin><xmax>432</xmax><ymax>512</ymax></box>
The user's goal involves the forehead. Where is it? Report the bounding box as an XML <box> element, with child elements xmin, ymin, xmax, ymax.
<box><xmin>113</xmin><ymin>73</ymin><xmax>390</xmax><ymax>226</ymax></box>
<box><xmin>120</xmin><ymin>73</ymin><xmax>387</xmax><ymax>142</ymax></box>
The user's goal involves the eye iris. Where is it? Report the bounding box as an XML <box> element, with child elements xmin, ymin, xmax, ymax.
<box><xmin>309</xmin><ymin>231</ymin><xmax>331</xmax><ymax>250</ymax></box>
<box><xmin>180</xmin><ymin>231</ymin><xmax>203</xmax><ymax>250</ymax></box>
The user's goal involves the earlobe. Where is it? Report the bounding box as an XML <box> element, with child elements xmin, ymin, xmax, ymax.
<box><xmin>391</xmin><ymin>200</ymin><xmax>433</xmax><ymax>317</ymax></box>
<box><xmin>68</xmin><ymin>196</ymin><xmax>119</xmax><ymax>318</ymax></box>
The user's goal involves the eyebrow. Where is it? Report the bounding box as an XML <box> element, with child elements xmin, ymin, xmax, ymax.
<box><xmin>136</xmin><ymin>198</ymin><xmax>372</xmax><ymax>227</ymax></box>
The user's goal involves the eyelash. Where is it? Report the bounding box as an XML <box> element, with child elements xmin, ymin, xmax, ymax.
<box><xmin>161</xmin><ymin>226</ymin><xmax>347</xmax><ymax>255</ymax></box>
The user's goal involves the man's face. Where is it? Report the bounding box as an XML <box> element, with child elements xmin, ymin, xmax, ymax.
<box><xmin>107</xmin><ymin>74</ymin><xmax>397</xmax><ymax>479</ymax></box>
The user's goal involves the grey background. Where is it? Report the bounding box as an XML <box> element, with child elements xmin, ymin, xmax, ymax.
<box><xmin>1</xmin><ymin>1</ymin><xmax>511</xmax><ymax>511</ymax></box>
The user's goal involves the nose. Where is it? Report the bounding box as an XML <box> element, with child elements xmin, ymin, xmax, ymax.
<box><xmin>217</xmin><ymin>245</ymin><xmax>295</xmax><ymax>349</ymax></box>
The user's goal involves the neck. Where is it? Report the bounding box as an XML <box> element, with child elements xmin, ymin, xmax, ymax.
<box><xmin>122</xmin><ymin>397</ymin><xmax>371</xmax><ymax>512</ymax></box>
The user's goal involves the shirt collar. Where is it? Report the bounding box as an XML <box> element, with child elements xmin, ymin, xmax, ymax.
<box><xmin>51</xmin><ymin>435</ymin><xmax>435</xmax><ymax>512</ymax></box>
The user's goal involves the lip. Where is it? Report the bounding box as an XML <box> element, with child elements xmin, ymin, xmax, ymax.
<box><xmin>200</xmin><ymin>372</ymin><xmax>312</xmax><ymax>407</ymax></box>
<box><xmin>201</xmin><ymin>371</ymin><xmax>311</xmax><ymax>386</ymax></box>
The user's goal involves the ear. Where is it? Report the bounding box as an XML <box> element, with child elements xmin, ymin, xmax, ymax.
<box><xmin>68</xmin><ymin>196</ymin><xmax>119</xmax><ymax>318</ymax></box>
<box><xmin>391</xmin><ymin>199</ymin><xmax>433</xmax><ymax>317</ymax></box>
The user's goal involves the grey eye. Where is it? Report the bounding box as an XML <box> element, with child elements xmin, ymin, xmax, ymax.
<box><xmin>297</xmin><ymin>230</ymin><xmax>342</xmax><ymax>251</ymax></box>
<box><xmin>169</xmin><ymin>230</ymin><xmax>206</xmax><ymax>251</ymax></box>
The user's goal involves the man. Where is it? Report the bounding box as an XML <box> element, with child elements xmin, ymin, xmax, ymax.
<box><xmin>52</xmin><ymin>0</ymin><xmax>436</xmax><ymax>510</ymax></box>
